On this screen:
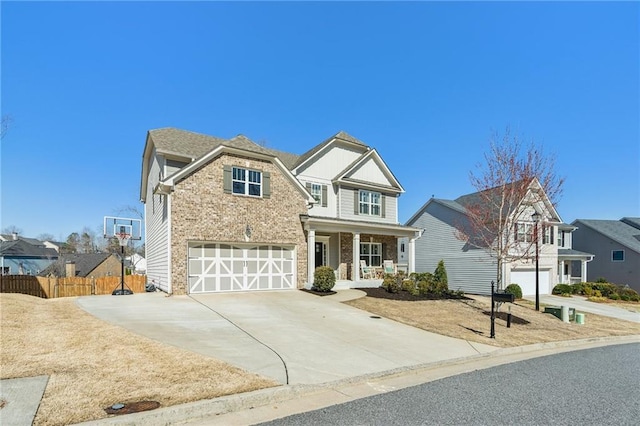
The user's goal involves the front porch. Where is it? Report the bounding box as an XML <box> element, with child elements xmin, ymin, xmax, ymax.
<box><xmin>301</xmin><ymin>215</ymin><xmax>422</xmax><ymax>287</ymax></box>
<box><xmin>558</xmin><ymin>249</ymin><xmax>594</xmax><ymax>284</ymax></box>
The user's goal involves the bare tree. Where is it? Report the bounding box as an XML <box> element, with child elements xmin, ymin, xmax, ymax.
<box><xmin>37</xmin><ymin>233</ymin><xmax>56</xmax><ymax>242</ymax></box>
<box><xmin>455</xmin><ymin>128</ymin><xmax>564</xmax><ymax>289</ymax></box>
<box><xmin>2</xmin><ymin>225</ymin><xmax>23</xmax><ymax>235</ymax></box>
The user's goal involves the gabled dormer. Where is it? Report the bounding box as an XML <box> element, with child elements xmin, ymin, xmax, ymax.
<box><xmin>293</xmin><ymin>131</ymin><xmax>404</xmax><ymax>223</ymax></box>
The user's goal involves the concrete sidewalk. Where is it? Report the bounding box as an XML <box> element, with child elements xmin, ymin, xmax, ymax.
<box><xmin>75</xmin><ymin>290</ymin><xmax>498</xmax><ymax>385</ymax></box>
<box><xmin>0</xmin><ymin>375</ymin><xmax>48</xmax><ymax>426</ymax></box>
<box><xmin>525</xmin><ymin>294</ymin><xmax>640</xmax><ymax>323</ymax></box>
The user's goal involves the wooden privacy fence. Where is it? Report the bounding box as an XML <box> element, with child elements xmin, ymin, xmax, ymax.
<box><xmin>0</xmin><ymin>275</ymin><xmax>147</xmax><ymax>298</ymax></box>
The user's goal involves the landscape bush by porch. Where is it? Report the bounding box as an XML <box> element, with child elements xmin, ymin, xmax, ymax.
<box><xmin>552</xmin><ymin>284</ymin><xmax>572</xmax><ymax>296</ymax></box>
<box><xmin>504</xmin><ymin>284</ymin><xmax>523</xmax><ymax>300</ymax></box>
<box><xmin>433</xmin><ymin>260</ymin><xmax>448</xmax><ymax>287</ymax></box>
<box><xmin>312</xmin><ymin>266</ymin><xmax>336</xmax><ymax>292</ymax></box>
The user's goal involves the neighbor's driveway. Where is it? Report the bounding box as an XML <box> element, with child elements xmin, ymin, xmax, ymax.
<box><xmin>525</xmin><ymin>294</ymin><xmax>640</xmax><ymax>323</ymax></box>
<box><xmin>76</xmin><ymin>291</ymin><xmax>496</xmax><ymax>385</ymax></box>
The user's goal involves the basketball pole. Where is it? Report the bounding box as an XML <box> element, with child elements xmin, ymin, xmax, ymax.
<box><xmin>120</xmin><ymin>243</ymin><xmax>125</xmax><ymax>294</ymax></box>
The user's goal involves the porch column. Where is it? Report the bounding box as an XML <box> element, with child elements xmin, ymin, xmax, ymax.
<box><xmin>559</xmin><ymin>260</ymin><xmax>565</xmax><ymax>283</ymax></box>
<box><xmin>408</xmin><ymin>237</ymin><xmax>416</xmax><ymax>274</ymax></box>
<box><xmin>307</xmin><ymin>229</ymin><xmax>315</xmax><ymax>286</ymax></box>
<box><xmin>581</xmin><ymin>260</ymin><xmax>588</xmax><ymax>283</ymax></box>
<box><xmin>353</xmin><ymin>232</ymin><xmax>360</xmax><ymax>281</ymax></box>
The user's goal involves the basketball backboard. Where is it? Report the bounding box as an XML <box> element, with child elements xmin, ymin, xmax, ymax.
<box><xmin>103</xmin><ymin>216</ymin><xmax>142</xmax><ymax>240</ymax></box>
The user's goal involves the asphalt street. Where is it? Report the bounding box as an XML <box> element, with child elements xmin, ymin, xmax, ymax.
<box><xmin>259</xmin><ymin>342</ymin><xmax>640</xmax><ymax>426</ymax></box>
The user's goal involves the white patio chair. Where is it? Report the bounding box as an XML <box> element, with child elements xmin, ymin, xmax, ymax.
<box><xmin>359</xmin><ymin>260</ymin><xmax>375</xmax><ymax>280</ymax></box>
<box><xmin>383</xmin><ymin>260</ymin><xmax>396</xmax><ymax>275</ymax></box>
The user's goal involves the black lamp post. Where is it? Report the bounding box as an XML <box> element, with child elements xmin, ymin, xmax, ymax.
<box><xmin>532</xmin><ymin>212</ymin><xmax>540</xmax><ymax>311</ymax></box>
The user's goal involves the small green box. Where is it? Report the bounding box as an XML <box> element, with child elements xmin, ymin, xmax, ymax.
<box><xmin>544</xmin><ymin>306</ymin><xmax>576</xmax><ymax>321</ymax></box>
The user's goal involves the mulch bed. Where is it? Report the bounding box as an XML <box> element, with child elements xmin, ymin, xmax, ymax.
<box><xmin>300</xmin><ymin>288</ymin><xmax>337</xmax><ymax>296</ymax></box>
<box><xmin>356</xmin><ymin>287</ymin><xmax>472</xmax><ymax>301</ymax></box>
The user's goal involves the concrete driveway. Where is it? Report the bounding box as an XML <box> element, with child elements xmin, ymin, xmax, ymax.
<box><xmin>76</xmin><ymin>290</ymin><xmax>496</xmax><ymax>385</ymax></box>
<box><xmin>525</xmin><ymin>294</ymin><xmax>640</xmax><ymax>323</ymax></box>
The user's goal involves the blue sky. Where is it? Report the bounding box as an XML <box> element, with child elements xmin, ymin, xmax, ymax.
<box><xmin>2</xmin><ymin>1</ymin><xmax>638</xmax><ymax>241</ymax></box>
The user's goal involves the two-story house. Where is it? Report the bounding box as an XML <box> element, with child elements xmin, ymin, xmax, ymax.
<box><xmin>140</xmin><ymin>128</ymin><xmax>421</xmax><ymax>295</ymax></box>
<box><xmin>570</xmin><ymin>218</ymin><xmax>640</xmax><ymax>292</ymax></box>
<box><xmin>405</xmin><ymin>179</ymin><xmax>593</xmax><ymax>296</ymax></box>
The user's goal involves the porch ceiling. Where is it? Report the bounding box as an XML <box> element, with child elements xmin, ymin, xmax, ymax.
<box><xmin>300</xmin><ymin>215</ymin><xmax>422</xmax><ymax>238</ymax></box>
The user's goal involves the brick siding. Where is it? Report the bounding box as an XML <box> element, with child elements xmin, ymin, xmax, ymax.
<box><xmin>170</xmin><ymin>154</ymin><xmax>308</xmax><ymax>294</ymax></box>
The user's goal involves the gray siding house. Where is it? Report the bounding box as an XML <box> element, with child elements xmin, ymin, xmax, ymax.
<box><xmin>571</xmin><ymin>218</ymin><xmax>640</xmax><ymax>292</ymax></box>
<box><xmin>406</xmin><ymin>181</ymin><xmax>592</xmax><ymax>296</ymax></box>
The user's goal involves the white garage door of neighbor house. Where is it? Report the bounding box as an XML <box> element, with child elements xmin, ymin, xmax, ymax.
<box><xmin>188</xmin><ymin>243</ymin><xmax>295</xmax><ymax>293</ymax></box>
<box><xmin>511</xmin><ymin>270</ymin><xmax>551</xmax><ymax>296</ymax></box>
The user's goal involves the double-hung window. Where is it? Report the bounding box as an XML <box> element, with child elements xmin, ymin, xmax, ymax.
<box><xmin>232</xmin><ymin>167</ymin><xmax>261</xmax><ymax>196</ymax></box>
<box><xmin>543</xmin><ymin>225</ymin><xmax>554</xmax><ymax>244</ymax></box>
<box><xmin>360</xmin><ymin>242</ymin><xmax>382</xmax><ymax>267</ymax></box>
<box><xmin>310</xmin><ymin>183</ymin><xmax>322</xmax><ymax>204</ymax></box>
<box><xmin>515</xmin><ymin>223</ymin><xmax>534</xmax><ymax>243</ymax></box>
<box><xmin>359</xmin><ymin>190</ymin><xmax>381</xmax><ymax>216</ymax></box>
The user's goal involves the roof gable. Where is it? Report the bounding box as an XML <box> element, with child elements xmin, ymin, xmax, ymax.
<box><xmin>334</xmin><ymin>149</ymin><xmax>404</xmax><ymax>193</ymax></box>
<box><xmin>292</xmin><ymin>131</ymin><xmax>368</xmax><ymax>173</ymax></box>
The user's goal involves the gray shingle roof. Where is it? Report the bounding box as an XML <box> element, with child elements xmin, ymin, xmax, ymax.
<box><xmin>573</xmin><ymin>219</ymin><xmax>640</xmax><ymax>253</ymax></box>
<box><xmin>39</xmin><ymin>253</ymin><xmax>114</xmax><ymax>277</ymax></box>
<box><xmin>558</xmin><ymin>249</ymin><xmax>594</xmax><ymax>258</ymax></box>
<box><xmin>148</xmin><ymin>127</ymin><xmax>300</xmax><ymax>169</ymax></box>
<box><xmin>621</xmin><ymin>217</ymin><xmax>640</xmax><ymax>230</ymax></box>
<box><xmin>0</xmin><ymin>240</ymin><xmax>57</xmax><ymax>258</ymax></box>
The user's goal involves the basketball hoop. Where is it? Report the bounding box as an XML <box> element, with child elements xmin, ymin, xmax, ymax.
<box><xmin>115</xmin><ymin>232</ymin><xmax>131</xmax><ymax>247</ymax></box>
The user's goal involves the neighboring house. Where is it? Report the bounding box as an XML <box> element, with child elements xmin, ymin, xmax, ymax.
<box><xmin>571</xmin><ymin>217</ymin><xmax>640</xmax><ymax>292</ymax></box>
<box><xmin>0</xmin><ymin>237</ymin><xmax>58</xmax><ymax>275</ymax></box>
<box><xmin>140</xmin><ymin>127</ymin><xmax>421</xmax><ymax>295</ymax></box>
<box><xmin>39</xmin><ymin>253</ymin><xmax>121</xmax><ymax>278</ymax></box>
<box><xmin>405</xmin><ymin>179</ymin><xmax>593</xmax><ymax>296</ymax></box>
<box><xmin>125</xmin><ymin>253</ymin><xmax>147</xmax><ymax>274</ymax></box>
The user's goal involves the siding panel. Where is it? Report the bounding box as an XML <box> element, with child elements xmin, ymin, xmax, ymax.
<box><xmin>410</xmin><ymin>202</ymin><xmax>497</xmax><ymax>295</ymax></box>
<box><xmin>145</xmin><ymin>150</ymin><xmax>170</xmax><ymax>292</ymax></box>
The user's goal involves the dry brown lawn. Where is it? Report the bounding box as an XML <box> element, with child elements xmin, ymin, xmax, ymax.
<box><xmin>345</xmin><ymin>295</ymin><xmax>640</xmax><ymax>348</ymax></box>
<box><xmin>0</xmin><ymin>294</ymin><xmax>277</xmax><ymax>426</ymax></box>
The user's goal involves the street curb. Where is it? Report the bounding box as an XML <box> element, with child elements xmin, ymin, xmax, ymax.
<box><xmin>75</xmin><ymin>334</ymin><xmax>639</xmax><ymax>425</ymax></box>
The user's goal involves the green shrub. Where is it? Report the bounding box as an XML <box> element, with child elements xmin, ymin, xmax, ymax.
<box><xmin>382</xmin><ymin>275</ymin><xmax>400</xmax><ymax>293</ymax></box>
<box><xmin>552</xmin><ymin>284</ymin><xmax>572</xmax><ymax>295</ymax></box>
<box><xmin>595</xmin><ymin>277</ymin><xmax>608</xmax><ymax>283</ymax></box>
<box><xmin>620</xmin><ymin>294</ymin><xmax>630</xmax><ymax>301</ymax></box>
<box><xmin>402</xmin><ymin>279</ymin><xmax>416</xmax><ymax>293</ymax></box>
<box><xmin>312</xmin><ymin>266</ymin><xmax>336</xmax><ymax>292</ymax></box>
<box><xmin>609</xmin><ymin>293</ymin><xmax>621</xmax><ymax>300</ymax></box>
<box><xmin>411</xmin><ymin>272</ymin><xmax>432</xmax><ymax>283</ymax></box>
<box><xmin>582</xmin><ymin>283</ymin><xmax>594</xmax><ymax>297</ymax></box>
<box><xmin>433</xmin><ymin>260</ymin><xmax>448</xmax><ymax>287</ymax></box>
<box><xmin>504</xmin><ymin>284</ymin><xmax>523</xmax><ymax>300</ymax></box>
<box><xmin>591</xmin><ymin>282</ymin><xmax>617</xmax><ymax>297</ymax></box>
<box><xmin>417</xmin><ymin>280</ymin><xmax>431</xmax><ymax>296</ymax></box>
<box><xmin>570</xmin><ymin>282</ymin><xmax>584</xmax><ymax>295</ymax></box>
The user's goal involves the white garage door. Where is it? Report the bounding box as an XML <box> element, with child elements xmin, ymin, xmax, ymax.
<box><xmin>188</xmin><ymin>243</ymin><xmax>295</xmax><ymax>293</ymax></box>
<box><xmin>511</xmin><ymin>270</ymin><xmax>551</xmax><ymax>296</ymax></box>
